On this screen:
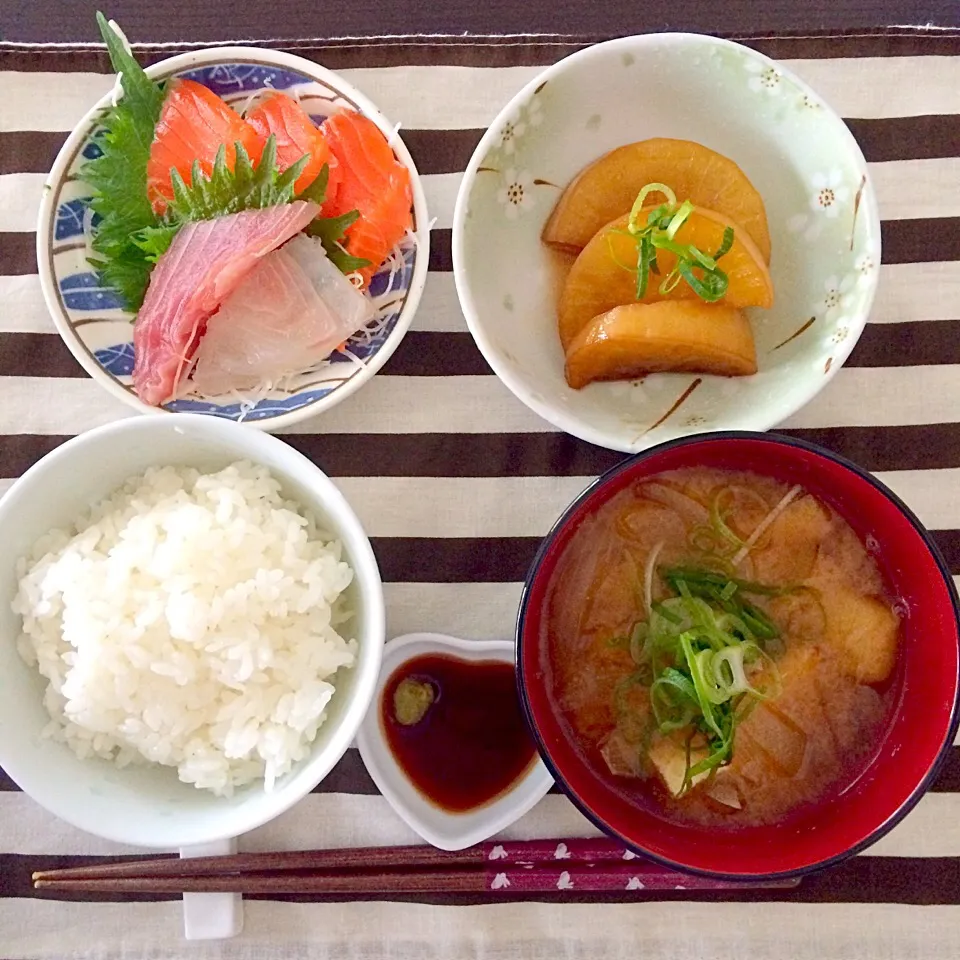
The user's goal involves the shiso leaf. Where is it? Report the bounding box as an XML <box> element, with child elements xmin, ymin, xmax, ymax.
<box><xmin>305</xmin><ymin>210</ymin><xmax>372</xmax><ymax>274</ymax></box>
<box><xmin>164</xmin><ymin>137</ymin><xmax>307</xmax><ymax>221</ymax></box>
<box><xmin>79</xmin><ymin>12</ymin><xmax>166</xmax><ymax>311</ymax></box>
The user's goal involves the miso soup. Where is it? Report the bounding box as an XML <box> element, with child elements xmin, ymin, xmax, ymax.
<box><xmin>543</xmin><ymin>467</ymin><xmax>900</xmax><ymax>826</ymax></box>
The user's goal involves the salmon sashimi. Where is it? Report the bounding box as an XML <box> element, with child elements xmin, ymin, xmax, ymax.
<box><xmin>246</xmin><ymin>92</ymin><xmax>341</xmax><ymax>199</ymax></box>
<box><xmin>147</xmin><ymin>78</ymin><xmax>263</xmax><ymax>214</ymax></box>
<box><xmin>320</xmin><ymin>111</ymin><xmax>413</xmax><ymax>285</ymax></box>
<box><xmin>132</xmin><ymin>201</ymin><xmax>319</xmax><ymax>405</ymax></box>
<box><xmin>191</xmin><ymin>234</ymin><xmax>374</xmax><ymax>396</ymax></box>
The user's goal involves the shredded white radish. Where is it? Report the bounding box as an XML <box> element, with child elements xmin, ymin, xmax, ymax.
<box><xmin>387</xmin><ymin>121</ymin><xmax>403</xmax><ymax>150</ymax></box>
<box><xmin>731</xmin><ymin>485</ymin><xmax>803</xmax><ymax>567</ymax></box>
<box><xmin>168</xmin><ymin>309</ymin><xmax>205</xmax><ymax>401</ymax></box>
<box><xmin>229</xmin><ymin>380</ymin><xmax>277</xmax><ymax>420</ymax></box>
<box><xmin>169</xmin><ymin>350</ymin><xmax>193</xmax><ymax>402</ymax></box>
<box><xmin>110</xmin><ymin>72</ymin><xmax>124</xmax><ymax>107</ymax></box>
<box><xmin>332</xmin><ymin>347</ymin><xmax>367</xmax><ymax>373</ymax></box>
<box><xmin>644</xmin><ymin>542</ymin><xmax>664</xmax><ymax>619</ymax></box>
<box><xmin>237</xmin><ymin>89</ymin><xmax>264</xmax><ymax>118</ymax></box>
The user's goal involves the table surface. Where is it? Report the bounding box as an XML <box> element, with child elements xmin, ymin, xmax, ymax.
<box><xmin>2</xmin><ymin>14</ymin><xmax>960</xmax><ymax>960</ymax></box>
<box><xmin>4</xmin><ymin>0</ymin><xmax>960</xmax><ymax>43</ymax></box>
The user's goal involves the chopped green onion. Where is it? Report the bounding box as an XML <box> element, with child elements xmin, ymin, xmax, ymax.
<box><xmin>629</xmin><ymin>183</ymin><xmax>676</xmax><ymax>232</ymax></box>
<box><xmin>629</xmin><ymin>621</ymin><xmax>648</xmax><ymax>664</ymax></box>
<box><xmin>712</xmin><ymin>645</ymin><xmax>751</xmax><ymax>695</ymax></box>
<box><xmin>714</xmin><ymin>226</ymin><xmax>735</xmax><ymax>260</ymax></box>
<box><xmin>662</xmin><ymin>566</ymin><xmax>791</xmax><ymax>597</ymax></box>
<box><xmin>666</xmin><ymin>200</ymin><xmax>695</xmax><ymax>240</ymax></box>
<box><xmin>637</xmin><ymin>235</ymin><xmax>657</xmax><ymax>298</ymax></box>
<box><xmin>605</xmin><ymin>233</ymin><xmax>644</xmax><ymax>274</ymax></box>
<box><xmin>652</xmin><ymin>600</ymin><xmax>683</xmax><ymax>624</ymax></box>
<box><xmin>685</xmin><ymin>723</ymin><xmax>733</xmax><ymax>784</ymax></box>
<box><xmin>687</xmin><ymin>246</ymin><xmax>718</xmax><ymax>271</ymax></box>
<box><xmin>658</xmin><ymin>269</ymin><xmax>683</xmax><ymax>295</ymax></box>
<box><xmin>649</xmin><ymin>233</ymin><xmax>696</xmax><ymax>259</ymax></box>
<box><xmin>651</xmin><ymin>667</ymin><xmax>699</xmax><ymax>731</ymax></box>
<box><xmin>738</xmin><ymin>599</ymin><xmax>780</xmax><ymax>640</ymax></box>
<box><xmin>604</xmin><ymin>561</ymin><xmax>786</xmax><ymax>796</ymax></box>
<box><xmin>678</xmin><ymin>260</ymin><xmax>729</xmax><ymax>302</ymax></box>
<box><xmin>647</xmin><ymin>204</ymin><xmax>672</xmax><ymax>228</ymax></box>
<box><xmin>709</xmin><ymin>490</ymin><xmax>747</xmax><ymax>551</ymax></box>
<box><xmin>617</xmin><ymin>182</ymin><xmax>736</xmax><ymax>305</ymax></box>
<box><xmin>679</xmin><ymin>633</ymin><xmax>724</xmax><ymax>739</ymax></box>
<box><xmin>687</xmin><ymin>524</ymin><xmax>735</xmax><ymax>558</ymax></box>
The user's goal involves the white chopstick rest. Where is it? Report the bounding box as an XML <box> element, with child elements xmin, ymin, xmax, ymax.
<box><xmin>180</xmin><ymin>838</ymin><xmax>243</xmax><ymax>940</ymax></box>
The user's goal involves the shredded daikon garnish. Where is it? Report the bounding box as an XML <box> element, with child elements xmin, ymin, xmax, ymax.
<box><xmin>110</xmin><ymin>72</ymin><xmax>124</xmax><ymax>106</ymax></box>
<box><xmin>169</xmin><ymin>352</ymin><xmax>193</xmax><ymax>402</ymax></box>
<box><xmin>333</xmin><ymin>346</ymin><xmax>368</xmax><ymax>373</ymax></box>
<box><xmin>387</xmin><ymin>121</ymin><xmax>404</xmax><ymax>150</ymax></box>
<box><xmin>731</xmin><ymin>485</ymin><xmax>803</xmax><ymax>567</ymax></box>
<box><xmin>237</xmin><ymin>89</ymin><xmax>263</xmax><ymax>118</ymax></box>
<box><xmin>230</xmin><ymin>380</ymin><xmax>277</xmax><ymax>421</ymax></box>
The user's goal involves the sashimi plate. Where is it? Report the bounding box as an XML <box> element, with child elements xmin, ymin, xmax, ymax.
<box><xmin>37</xmin><ymin>47</ymin><xmax>430</xmax><ymax>429</ymax></box>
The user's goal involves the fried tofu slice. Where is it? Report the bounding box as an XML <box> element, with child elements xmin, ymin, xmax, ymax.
<box><xmin>824</xmin><ymin>587</ymin><xmax>899</xmax><ymax>683</ymax></box>
<box><xmin>647</xmin><ymin>733</ymin><xmax>710</xmax><ymax>797</ymax></box>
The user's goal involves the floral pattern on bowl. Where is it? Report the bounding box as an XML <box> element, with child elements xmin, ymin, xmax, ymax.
<box><xmin>38</xmin><ymin>50</ymin><xmax>429</xmax><ymax>429</ymax></box>
<box><xmin>453</xmin><ymin>34</ymin><xmax>881</xmax><ymax>452</ymax></box>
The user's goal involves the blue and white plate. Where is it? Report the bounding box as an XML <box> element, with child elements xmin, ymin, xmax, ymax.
<box><xmin>37</xmin><ymin>47</ymin><xmax>430</xmax><ymax>429</ymax></box>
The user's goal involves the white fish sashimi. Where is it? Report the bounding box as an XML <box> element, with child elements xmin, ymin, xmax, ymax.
<box><xmin>283</xmin><ymin>234</ymin><xmax>374</xmax><ymax>332</ymax></box>
<box><xmin>190</xmin><ymin>235</ymin><xmax>375</xmax><ymax>396</ymax></box>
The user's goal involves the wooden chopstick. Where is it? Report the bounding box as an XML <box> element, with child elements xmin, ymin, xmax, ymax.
<box><xmin>34</xmin><ymin>870</ymin><xmax>494</xmax><ymax>894</ymax></box>
<box><xmin>32</xmin><ymin>838</ymin><xmax>800</xmax><ymax>894</ymax></box>
<box><xmin>33</xmin><ymin>844</ymin><xmax>468</xmax><ymax>882</ymax></box>
<box><xmin>31</xmin><ymin>837</ymin><xmax>656</xmax><ymax>882</ymax></box>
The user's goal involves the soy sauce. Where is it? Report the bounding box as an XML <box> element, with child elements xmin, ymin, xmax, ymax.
<box><xmin>380</xmin><ymin>653</ymin><xmax>537</xmax><ymax>813</ymax></box>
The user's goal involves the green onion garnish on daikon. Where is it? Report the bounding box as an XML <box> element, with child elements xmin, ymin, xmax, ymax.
<box><xmin>616</xmin><ymin>182</ymin><xmax>735</xmax><ymax>303</ymax></box>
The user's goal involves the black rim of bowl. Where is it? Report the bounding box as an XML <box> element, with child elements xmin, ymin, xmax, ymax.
<box><xmin>514</xmin><ymin>429</ymin><xmax>960</xmax><ymax>882</ymax></box>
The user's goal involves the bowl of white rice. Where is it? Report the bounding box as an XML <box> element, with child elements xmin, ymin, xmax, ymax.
<box><xmin>0</xmin><ymin>414</ymin><xmax>384</xmax><ymax>849</ymax></box>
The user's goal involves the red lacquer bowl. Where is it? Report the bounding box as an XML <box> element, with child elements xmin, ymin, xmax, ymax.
<box><xmin>516</xmin><ymin>432</ymin><xmax>960</xmax><ymax>879</ymax></box>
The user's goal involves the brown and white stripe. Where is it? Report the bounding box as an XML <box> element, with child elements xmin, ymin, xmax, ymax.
<box><xmin>1</xmin><ymin>30</ymin><xmax>960</xmax><ymax>960</ymax></box>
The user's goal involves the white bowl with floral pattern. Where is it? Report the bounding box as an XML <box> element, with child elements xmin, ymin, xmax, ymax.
<box><xmin>452</xmin><ymin>34</ymin><xmax>880</xmax><ymax>452</ymax></box>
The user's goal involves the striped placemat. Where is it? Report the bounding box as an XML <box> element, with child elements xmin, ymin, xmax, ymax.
<box><xmin>2</xmin><ymin>30</ymin><xmax>960</xmax><ymax>960</ymax></box>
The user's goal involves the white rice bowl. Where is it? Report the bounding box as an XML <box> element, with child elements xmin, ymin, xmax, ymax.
<box><xmin>12</xmin><ymin>459</ymin><xmax>357</xmax><ymax>796</ymax></box>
